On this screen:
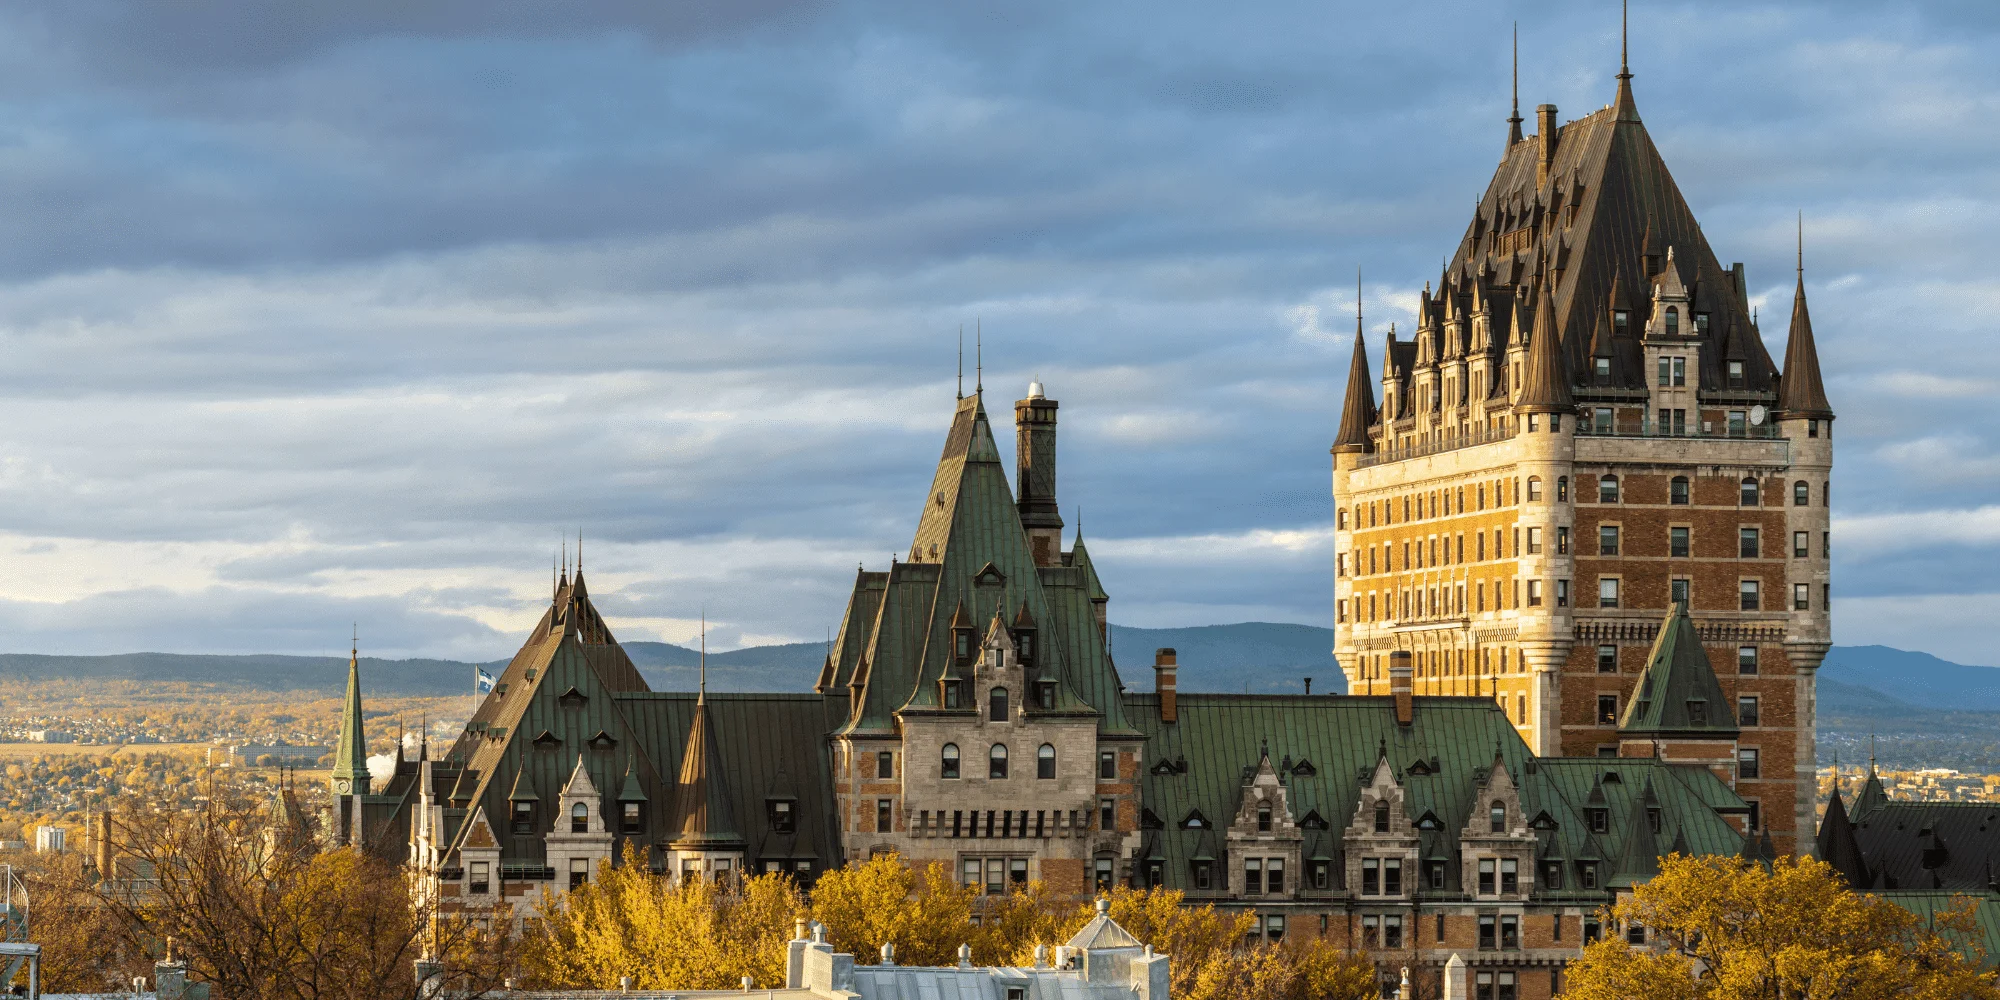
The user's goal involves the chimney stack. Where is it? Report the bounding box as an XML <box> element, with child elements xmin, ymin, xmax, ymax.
<box><xmin>1389</xmin><ymin>650</ymin><xmax>1413</xmax><ymax>726</ymax></box>
<box><xmin>1015</xmin><ymin>382</ymin><xmax>1064</xmax><ymax>566</ymax></box>
<box><xmin>1154</xmin><ymin>649</ymin><xmax>1178</xmax><ymax>724</ymax></box>
<box><xmin>1303</xmin><ymin>677</ymin><xmax>1312</xmax><ymax>696</ymax></box>
<box><xmin>1536</xmin><ymin>104</ymin><xmax>1558</xmax><ymax>186</ymax></box>
<box><xmin>94</xmin><ymin>811</ymin><xmax>113</xmax><ymax>877</ymax></box>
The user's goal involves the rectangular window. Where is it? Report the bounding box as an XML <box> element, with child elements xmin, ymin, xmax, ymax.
<box><xmin>1501</xmin><ymin>858</ymin><xmax>1518</xmax><ymax>894</ymax></box>
<box><xmin>1384</xmin><ymin>859</ymin><xmax>1402</xmax><ymax>895</ymax></box>
<box><xmin>1501</xmin><ymin>915</ymin><xmax>1520</xmax><ymax>950</ymax></box>
<box><xmin>1478</xmin><ymin>858</ymin><xmax>1496</xmax><ymax>895</ymax></box>
<box><xmin>1739</xmin><ymin>646</ymin><xmax>1759</xmax><ymax>674</ymax></box>
<box><xmin>1383</xmin><ymin>914</ymin><xmax>1404</xmax><ymax>949</ymax></box>
<box><xmin>1583</xmin><ymin>863</ymin><xmax>1599</xmax><ymax>889</ymax></box>
<box><xmin>1244</xmin><ymin>858</ymin><xmax>1263</xmax><ymax>896</ymax></box>
<box><xmin>1499</xmin><ymin>971</ymin><xmax>1518</xmax><ymax>1000</ymax></box>
<box><xmin>1740</xmin><ymin>580</ymin><xmax>1761</xmax><ymax>611</ymax></box>
<box><xmin>1739</xmin><ymin>747</ymin><xmax>1761</xmax><ymax>780</ymax></box>
<box><xmin>1362</xmin><ymin>858</ymin><xmax>1379</xmax><ymax>896</ymax></box>
<box><xmin>570</xmin><ymin>857</ymin><xmax>590</xmax><ymax>891</ymax></box>
<box><xmin>1542</xmin><ymin>861</ymin><xmax>1562</xmax><ymax>890</ymax></box>
<box><xmin>1556</xmin><ymin>526</ymin><xmax>1570</xmax><ymax>555</ymax></box>
<box><xmin>1099</xmin><ymin>750</ymin><xmax>1118</xmax><ymax>780</ymax></box>
<box><xmin>1599</xmin><ymin>577</ymin><xmax>1620</xmax><ymax>608</ymax></box>
<box><xmin>1526</xmin><ymin>580</ymin><xmax>1542</xmax><ymax>607</ymax></box>
<box><xmin>1312</xmin><ymin>861</ymin><xmax>1330</xmax><ymax>890</ymax></box>
<box><xmin>1794</xmin><ymin>583</ymin><xmax>1810</xmax><ymax>611</ymax></box>
<box><xmin>1628</xmin><ymin>922</ymin><xmax>1647</xmax><ymax>945</ymax></box>
<box><xmin>1671</xmin><ymin>578</ymin><xmax>1690</xmax><ymax>604</ymax></box>
<box><xmin>1597</xmin><ymin>695</ymin><xmax>1618</xmax><ymax>725</ymax></box>
<box><xmin>877</xmin><ymin>751</ymin><xmax>894</xmax><ymax>779</ymax></box>
<box><xmin>1478</xmin><ymin>533</ymin><xmax>1487</xmax><ymax>560</ymax></box>
<box><xmin>1526</xmin><ymin>526</ymin><xmax>1542</xmax><ymax>554</ymax></box>
<box><xmin>1195</xmin><ymin>863</ymin><xmax>1212</xmax><ymax>890</ymax></box>
<box><xmin>1362</xmin><ymin>915</ymin><xmax>1380</xmax><ymax>949</ymax></box>
<box><xmin>1729</xmin><ymin>410</ymin><xmax>1747</xmax><ymax>435</ymax></box>
<box><xmin>1600</xmin><ymin>525</ymin><xmax>1619</xmax><ymax>556</ymax></box>
<box><xmin>1740</xmin><ymin>528</ymin><xmax>1760</xmax><ymax>559</ymax></box>
<box><xmin>1794</xmin><ymin>531</ymin><xmax>1809</xmax><ymax>558</ymax></box>
<box><xmin>1594</xmin><ymin>406</ymin><xmax>1613</xmax><ymax>433</ymax></box>
<box><xmin>1338</xmin><ymin>599</ymin><xmax>1347</xmax><ymax>623</ymax></box>
<box><xmin>1478</xmin><ymin>915</ymin><xmax>1496</xmax><ymax>950</ymax></box>
<box><xmin>1100</xmin><ymin>798</ymin><xmax>1116</xmax><ymax>830</ymax></box>
<box><xmin>1670</xmin><ymin>526</ymin><xmax>1690</xmax><ymax>558</ymax></box>
<box><xmin>1556</xmin><ymin>579</ymin><xmax>1570</xmax><ymax>608</ymax></box>
<box><xmin>1673</xmin><ymin>356</ymin><xmax>1686</xmax><ymax>386</ymax></box>
<box><xmin>877</xmin><ymin>799</ymin><xmax>893</xmax><ymax>833</ymax></box>
<box><xmin>1657</xmin><ymin>357</ymin><xmax>1670</xmax><ymax>386</ymax></box>
<box><xmin>1597</xmin><ymin>645</ymin><xmax>1617</xmax><ymax>673</ymax></box>
<box><xmin>1267</xmin><ymin>859</ymin><xmax>1285</xmax><ymax>895</ymax></box>
<box><xmin>469</xmin><ymin>861</ymin><xmax>490</xmax><ymax>895</ymax></box>
<box><xmin>1739</xmin><ymin>695</ymin><xmax>1759</xmax><ymax>727</ymax></box>
<box><xmin>987</xmin><ymin>858</ymin><xmax>1005</xmax><ymax>896</ymax></box>
<box><xmin>1728</xmin><ymin>360</ymin><xmax>1745</xmax><ymax>387</ymax></box>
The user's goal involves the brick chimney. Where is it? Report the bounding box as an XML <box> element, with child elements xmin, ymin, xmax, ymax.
<box><xmin>94</xmin><ymin>810</ymin><xmax>113</xmax><ymax>877</ymax></box>
<box><xmin>1536</xmin><ymin>103</ymin><xmax>1558</xmax><ymax>187</ymax></box>
<box><xmin>1154</xmin><ymin>648</ymin><xmax>1178</xmax><ymax>724</ymax></box>
<box><xmin>1389</xmin><ymin>650</ymin><xmax>1413</xmax><ymax>726</ymax></box>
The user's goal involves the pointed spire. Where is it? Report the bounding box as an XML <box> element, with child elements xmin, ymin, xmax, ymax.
<box><xmin>1779</xmin><ymin>213</ymin><xmax>1834</xmax><ymax>418</ymax></box>
<box><xmin>331</xmin><ymin>627</ymin><xmax>371</xmax><ymax>796</ymax></box>
<box><xmin>699</xmin><ymin>611</ymin><xmax>707</xmax><ymax>700</ymax></box>
<box><xmin>1614</xmin><ymin>0</ymin><xmax>1640</xmax><ymax>122</ymax></box>
<box><xmin>975</xmin><ymin>319</ymin><xmax>983</xmax><ymax>396</ymax></box>
<box><xmin>1817</xmin><ymin>778</ymin><xmax>1871</xmax><ymax>890</ymax></box>
<box><xmin>1333</xmin><ymin>276</ymin><xmax>1379</xmax><ymax>454</ymax></box>
<box><xmin>957</xmin><ymin>325</ymin><xmax>964</xmax><ymax>400</ymax></box>
<box><xmin>1515</xmin><ymin>274</ymin><xmax>1574</xmax><ymax>412</ymax></box>
<box><xmin>668</xmin><ymin>668</ymin><xmax>744</xmax><ymax>850</ymax></box>
<box><xmin>1507</xmin><ymin>23</ymin><xmax>1524</xmax><ymax>148</ymax></box>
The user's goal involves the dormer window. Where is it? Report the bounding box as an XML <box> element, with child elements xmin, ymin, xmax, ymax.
<box><xmin>1687</xmin><ymin>700</ymin><xmax>1708</xmax><ymax>726</ymax></box>
<box><xmin>942</xmin><ymin>680</ymin><xmax>962</xmax><ymax>710</ymax></box>
<box><xmin>988</xmin><ymin>687</ymin><xmax>1009</xmax><ymax>723</ymax></box>
<box><xmin>768</xmin><ymin>798</ymin><xmax>796</xmax><ymax>834</ymax></box>
<box><xmin>1594</xmin><ymin>357</ymin><xmax>1611</xmax><ymax>384</ymax></box>
<box><xmin>1374</xmin><ymin>800</ymin><xmax>1390</xmax><ymax>834</ymax></box>
<box><xmin>1015</xmin><ymin>632</ymin><xmax>1034</xmax><ymax>664</ymax></box>
<box><xmin>1728</xmin><ymin>360</ymin><xmax>1745</xmax><ymax>388</ymax></box>
<box><xmin>1665</xmin><ymin>306</ymin><xmax>1679</xmax><ymax>337</ymax></box>
<box><xmin>1036</xmin><ymin>680</ymin><xmax>1055</xmax><ymax>710</ymax></box>
<box><xmin>1695</xmin><ymin>312</ymin><xmax>1710</xmax><ymax>333</ymax></box>
<box><xmin>621</xmin><ymin>800</ymin><xmax>645</xmax><ymax>835</ymax></box>
<box><xmin>1588</xmin><ymin>808</ymin><xmax>1608</xmax><ymax>834</ymax></box>
<box><xmin>512</xmin><ymin>801</ymin><xmax>534</xmax><ymax>835</ymax></box>
<box><xmin>1613</xmin><ymin>309</ymin><xmax>1629</xmax><ymax>332</ymax></box>
<box><xmin>1257</xmin><ymin>804</ymin><xmax>1273</xmax><ymax>833</ymax></box>
<box><xmin>954</xmin><ymin>631</ymin><xmax>972</xmax><ymax>662</ymax></box>
<box><xmin>571</xmin><ymin>802</ymin><xmax>588</xmax><ymax>833</ymax></box>
<box><xmin>1490</xmin><ymin>801</ymin><xmax>1506</xmax><ymax>833</ymax></box>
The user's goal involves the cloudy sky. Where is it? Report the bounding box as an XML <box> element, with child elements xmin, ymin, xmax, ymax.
<box><xmin>0</xmin><ymin>1</ymin><xmax>1994</xmax><ymax>663</ymax></box>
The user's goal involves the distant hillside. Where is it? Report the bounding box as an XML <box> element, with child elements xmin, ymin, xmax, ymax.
<box><xmin>1820</xmin><ymin>645</ymin><xmax>2000</xmax><ymax>712</ymax></box>
<box><xmin>1109</xmin><ymin>623</ymin><xmax>1340</xmax><ymax>695</ymax></box>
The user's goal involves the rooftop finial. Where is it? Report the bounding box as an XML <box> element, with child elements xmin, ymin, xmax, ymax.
<box><xmin>957</xmin><ymin>325</ymin><xmax>964</xmax><ymax>400</ymax></box>
<box><xmin>1620</xmin><ymin>0</ymin><xmax>1629</xmax><ymax>80</ymax></box>
<box><xmin>577</xmin><ymin>528</ymin><xmax>583</xmax><ymax>575</ymax></box>
<box><xmin>975</xmin><ymin>319</ymin><xmax>983</xmax><ymax>395</ymax></box>
<box><xmin>1355</xmin><ymin>266</ymin><xmax>1363</xmax><ymax>336</ymax></box>
<box><xmin>699</xmin><ymin>609</ymin><xmax>707</xmax><ymax>700</ymax></box>
<box><xmin>1797</xmin><ymin>210</ymin><xmax>1804</xmax><ymax>279</ymax></box>
<box><xmin>1507</xmin><ymin>22</ymin><xmax>1523</xmax><ymax>148</ymax></box>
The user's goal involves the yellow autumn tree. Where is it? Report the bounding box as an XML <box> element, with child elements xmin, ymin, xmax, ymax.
<box><xmin>808</xmin><ymin>852</ymin><xmax>977</xmax><ymax>967</ymax></box>
<box><xmin>523</xmin><ymin>846</ymin><xmax>806</xmax><ymax>991</ymax></box>
<box><xmin>1562</xmin><ymin>853</ymin><xmax>2000</xmax><ymax>1000</ymax></box>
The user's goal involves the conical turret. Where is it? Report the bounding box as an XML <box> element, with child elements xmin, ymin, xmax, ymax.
<box><xmin>1515</xmin><ymin>277</ymin><xmax>1573</xmax><ymax>413</ymax></box>
<box><xmin>1778</xmin><ymin>245</ymin><xmax>1833</xmax><ymax>419</ymax></box>
<box><xmin>1332</xmin><ymin>326</ymin><xmax>1379</xmax><ymax>454</ymax></box>
<box><xmin>331</xmin><ymin>640</ymin><xmax>370</xmax><ymax>796</ymax></box>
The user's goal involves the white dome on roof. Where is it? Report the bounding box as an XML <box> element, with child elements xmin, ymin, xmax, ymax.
<box><xmin>1027</xmin><ymin>379</ymin><xmax>1044</xmax><ymax>399</ymax></box>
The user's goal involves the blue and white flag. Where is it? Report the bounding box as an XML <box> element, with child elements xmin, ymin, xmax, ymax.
<box><xmin>475</xmin><ymin>667</ymin><xmax>497</xmax><ymax>695</ymax></box>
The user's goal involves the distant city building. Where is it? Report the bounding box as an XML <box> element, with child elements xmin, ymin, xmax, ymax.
<box><xmin>0</xmin><ymin>841</ymin><xmax>26</xmax><ymax>853</ymax></box>
<box><xmin>27</xmin><ymin>730</ymin><xmax>71</xmax><ymax>743</ymax></box>
<box><xmin>33</xmin><ymin>826</ymin><xmax>65</xmax><ymax>854</ymax></box>
<box><xmin>225</xmin><ymin>744</ymin><xmax>329</xmax><ymax>767</ymax></box>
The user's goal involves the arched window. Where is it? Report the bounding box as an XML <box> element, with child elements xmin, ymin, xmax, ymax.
<box><xmin>1490</xmin><ymin>801</ymin><xmax>1506</xmax><ymax>833</ymax></box>
<box><xmin>1526</xmin><ymin>477</ymin><xmax>1543</xmax><ymax>502</ymax></box>
<box><xmin>1740</xmin><ymin>477</ymin><xmax>1760</xmax><ymax>507</ymax></box>
<box><xmin>1037</xmin><ymin>743</ymin><xmax>1056</xmax><ymax>780</ymax></box>
<box><xmin>1665</xmin><ymin>306</ymin><xmax>1680</xmax><ymax>337</ymax></box>
<box><xmin>1793</xmin><ymin>481</ymin><xmax>1809</xmax><ymax>506</ymax></box>
<box><xmin>1670</xmin><ymin>476</ymin><xmax>1690</xmax><ymax>505</ymax></box>
<box><xmin>1556</xmin><ymin>476</ymin><xmax>1569</xmax><ymax>502</ymax></box>
<box><xmin>989</xmin><ymin>686</ymin><xmax>1009</xmax><ymax>723</ymax></box>
<box><xmin>1373</xmin><ymin>800</ymin><xmax>1390</xmax><ymax>833</ymax></box>
<box><xmin>571</xmin><ymin>802</ymin><xmax>589</xmax><ymax>833</ymax></box>
<box><xmin>941</xmin><ymin>743</ymin><xmax>960</xmax><ymax>780</ymax></box>
<box><xmin>1258</xmin><ymin>803</ymin><xmax>1273</xmax><ymax>833</ymax></box>
<box><xmin>1598</xmin><ymin>475</ymin><xmax>1620</xmax><ymax>504</ymax></box>
<box><xmin>989</xmin><ymin>744</ymin><xmax>1009</xmax><ymax>780</ymax></box>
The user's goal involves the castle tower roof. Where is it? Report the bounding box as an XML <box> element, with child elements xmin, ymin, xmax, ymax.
<box><xmin>1618</xmin><ymin>603</ymin><xmax>1739</xmax><ymax>736</ymax></box>
<box><xmin>1332</xmin><ymin>327</ymin><xmax>1379</xmax><ymax>453</ymax></box>
<box><xmin>331</xmin><ymin>641</ymin><xmax>370</xmax><ymax>794</ymax></box>
<box><xmin>1778</xmin><ymin>241</ymin><xmax>1834</xmax><ymax>419</ymax></box>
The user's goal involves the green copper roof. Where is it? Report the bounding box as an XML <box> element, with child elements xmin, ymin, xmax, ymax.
<box><xmin>331</xmin><ymin>649</ymin><xmax>369</xmax><ymax>788</ymax></box>
<box><xmin>835</xmin><ymin>393</ymin><xmax>1133</xmax><ymax>737</ymax></box>
<box><xmin>1618</xmin><ymin>603</ymin><xmax>1739</xmax><ymax>736</ymax></box>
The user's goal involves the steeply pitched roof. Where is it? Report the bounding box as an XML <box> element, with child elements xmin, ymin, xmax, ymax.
<box><xmin>1515</xmin><ymin>276</ymin><xmax>1573</xmax><ymax>412</ymax></box>
<box><xmin>1778</xmin><ymin>268</ymin><xmax>1834</xmax><ymax>418</ymax></box>
<box><xmin>331</xmin><ymin>648</ymin><xmax>369</xmax><ymax>787</ymax></box>
<box><xmin>1817</xmin><ymin>786</ymin><xmax>1873</xmax><ymax>891</ymax></box>
<box><xmin>1332</xmin><ymin>327</ymin><xmax>1378</xmax><ymax>453</ymax></box>
<box><xmin>1618</xmin><ymin>603</ymin><xmax>1739</xmax><ymax>736</ymax></box>
<box><xmin>669</xmin><ymin>687</ymin><xmax>744</xmax><ymax>850</ymax></box>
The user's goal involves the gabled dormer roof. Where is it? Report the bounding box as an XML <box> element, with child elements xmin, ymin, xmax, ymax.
<box><xmin>1618</xmin><ymin>602</ymin><xmax>1739</xmax><ymax>737</ymax></box>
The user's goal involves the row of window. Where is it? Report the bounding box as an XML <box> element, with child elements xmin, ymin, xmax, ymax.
<box><xmin>1340</xmin><ymin>521</ymin><xmax>1828</xmax><ymax>582</ymax></box>
<box><xmin>1601</xmin><ymin>643</ymin><xmax>1763</xmax><ymax>675</ymax></box>
<box><xmin>929</xmin><ymin>744</ymin><xmax>1119</xmax><ymax>780</ymax></box>
<box><xmin>959</xmin><ymin>855</ymin><xmax>1119</xmax><ymax>895</ymax></box>
<box><xmin>897</xmin><ymin>802</ymin><xmax>1119</xmax><ymax>837</ymax></box>
<box><xmin>1338</xmin><ymin>474</ymin><xmax>1827</xmax><ymax>536</ymax></box>
<box><xmin>1591</xmin><ymin>524</ymin><xmax>1829</xmax><ymax>560</ymax></box>
<box><xmin>1595</xmin><ymin>577</ymin><xmax>1827</xmax><ymax>612</ymax></box>
<box><xmin>1338</xmin><ymin>476</ymin><xmax>1524</xmax><ymax>531</ymax></box>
